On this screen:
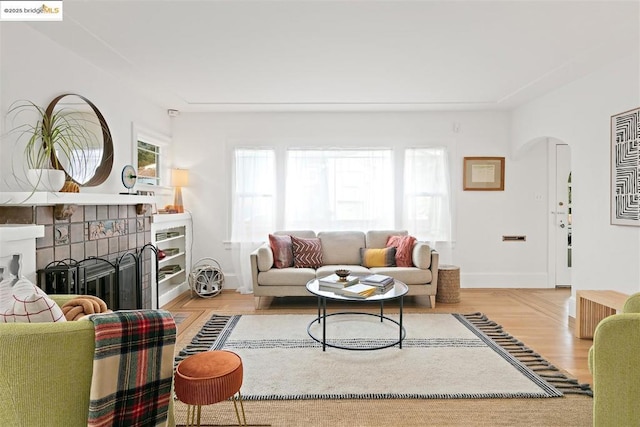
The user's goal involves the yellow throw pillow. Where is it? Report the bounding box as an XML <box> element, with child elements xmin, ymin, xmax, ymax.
<box><xmin>360</xmin><ymin>247</ymin><xmax>397</xmax><ymax>268</ymax></box>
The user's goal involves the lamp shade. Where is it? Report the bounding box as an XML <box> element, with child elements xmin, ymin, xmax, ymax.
<box><xmin>172</xmin><ymin>169</ymin><xmax>189</xmax><ymax>187</ymax></box>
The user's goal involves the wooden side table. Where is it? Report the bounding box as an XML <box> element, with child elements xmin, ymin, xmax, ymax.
<box><xmin>436</xmin><ymin>264</ymin><xmax>460</xmax><ymax>303</ymax></box>
<box><xmin>575</xmin><ymin>290</ymin><xmax>629</xmax><ymax>338</ymax></box>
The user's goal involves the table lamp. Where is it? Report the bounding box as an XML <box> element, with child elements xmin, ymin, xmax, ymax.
<box><xmin>172</xmin><ymin>168</ymin><xmax>189</xmax><ymax>213</ymax></box>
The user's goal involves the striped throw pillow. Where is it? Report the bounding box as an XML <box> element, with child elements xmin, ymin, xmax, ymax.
<box><xmin>360</xmin><ymin>247</ymin><xmax>397</xmax><ymax>268</ymax></box>
<box><xmin>291</xmin><ymin>236</ymin><xmax>323</xmax><ymax>268</ymax></box>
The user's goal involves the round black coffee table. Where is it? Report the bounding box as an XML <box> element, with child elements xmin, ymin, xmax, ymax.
<box><xmin>305</xmin><ymin>278</ymin><xmax>408</xmax><ymax>351</ymax></box>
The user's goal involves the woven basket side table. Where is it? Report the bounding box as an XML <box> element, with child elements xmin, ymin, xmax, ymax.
<box><xmin>436</xmin><ymin>264</ymin><xmax>460</xmax><ymax>303</ymax></box>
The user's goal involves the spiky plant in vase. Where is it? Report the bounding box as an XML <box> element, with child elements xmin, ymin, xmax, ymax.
<box><xmin>6</xmin><ymin>99</ymin><xmax>99</xmax><ymax>192</ymax></box>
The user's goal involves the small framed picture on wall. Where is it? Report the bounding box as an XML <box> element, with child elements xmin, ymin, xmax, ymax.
<box><xmin>463</xmin><ymin>157</ymin><xmax>505</xmax><ymax>191</ymax></box>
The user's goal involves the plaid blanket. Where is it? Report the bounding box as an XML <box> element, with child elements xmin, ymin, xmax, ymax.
<box><xmin>87</xmin><ymin>310</ymin><xmax>176</xmax><ymax>427</ymax></box>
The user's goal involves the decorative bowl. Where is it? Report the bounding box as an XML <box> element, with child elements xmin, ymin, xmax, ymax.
<box><xmin>335</xmin><ymin>269</ymin><xmax>351</xmax><ymax>281</ymax></box>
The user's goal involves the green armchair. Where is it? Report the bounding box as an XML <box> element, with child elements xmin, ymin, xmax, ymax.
<box><xmin>0</xmin><ymin>295</ymin><xmax>176</xmax><ymax>427</ymax></box>
<box><xmin>589</xmin><ymin>292</ymin><xmax>640</xmax><ymax>427</ymax></box>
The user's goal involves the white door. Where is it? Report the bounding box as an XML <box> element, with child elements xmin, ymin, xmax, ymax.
<box><xmin>554</xmin><ymin>144</ymin><xmax>571</xmax><ymax>287</ymax></box>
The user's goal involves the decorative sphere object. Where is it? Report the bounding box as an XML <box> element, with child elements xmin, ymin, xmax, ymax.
<box><xmin>335</xmin><ymin>269</ymin><xmax>351</xmax><ymax>281</ymax></box>
<box><xmin>189</xmin><ymin>258</ymin><xmax>224</xmax><ymax>298</ymax></box>
<box><xmin>61</xmin><ymin>180</ymin><xmax>80</xmax><ymax>193</ymax></box>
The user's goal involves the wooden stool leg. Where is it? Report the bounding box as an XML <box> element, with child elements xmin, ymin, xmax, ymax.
<box><xmin>232</xmin><ymin>391</ymin><xmax>247</xmax><ymax>426</ymax></box>
<box><xmin>186</xmin><ymin>404</ymin><xmax>195</xmax><ymax>427</ymax></box>
<box><xmin>196</xmin><ymin>405</ymin><xmax>202</xmax><ymax>427</ymax></box>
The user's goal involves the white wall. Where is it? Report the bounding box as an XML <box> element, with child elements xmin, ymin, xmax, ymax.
<box><xmin>511</xmin><ymin>53</ymin><xmax>640</xmax><ymax>299</ymax></box>
<box><xmin>172</xmin><ymin>111</ymin><xmax>549</xmax><ymax>289</ymax></box>
<box><xmin>0</xmin><ymin>23</ymin><xmax>170</xmax><ymax>193</ymax></box>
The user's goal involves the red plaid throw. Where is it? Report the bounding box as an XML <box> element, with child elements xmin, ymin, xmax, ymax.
<box><xmin>87</xmin><ymin>310</ymin><xmax>176</xmax><ymax>427</ymax></box>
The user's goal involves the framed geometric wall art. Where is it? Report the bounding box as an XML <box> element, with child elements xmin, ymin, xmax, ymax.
<box><xmin>611</xmin><ymin>107</ymin><xmax>640</xmax><ymax>226</ymax></box>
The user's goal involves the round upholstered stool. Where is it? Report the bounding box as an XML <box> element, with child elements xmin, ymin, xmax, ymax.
<box><xmin>174</xmin><ymin>350</ymin><xmax>246</xmax><ymax>427</ymax></box>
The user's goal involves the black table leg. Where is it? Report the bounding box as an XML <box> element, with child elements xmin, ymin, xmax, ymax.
<box><xmin>399</xmin><ymin>295</ymin><xmax>404</xmax><ymax>349</ymax></box>
<box><xmin>322</xmin><ymin>296</ymin><xmax>326</xmax><ymax>351</ymax></box>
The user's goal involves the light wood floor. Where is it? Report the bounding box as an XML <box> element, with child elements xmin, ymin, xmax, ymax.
<box><xmin>163</xmin><ymin>287</ymin><xmax>594</xmax><ymax>386</ymax></box>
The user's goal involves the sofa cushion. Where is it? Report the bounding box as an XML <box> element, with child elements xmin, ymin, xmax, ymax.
<box><xmin>366</xmin><ymin>230</ymin><xmax>408</xmax><ymax>249</ymax></box>
<box><xmin>291</xmin><ymin>236</ymin><xmax>323</xmax><ymax>268</ymax></box>
<box><xmin>0</xmin><ymin>279</ymin><xmax>66</xmax><ymax>323</ymax></box>
<box><xmin>269</xmin><ymin>234</ymin><xmax>294</xmax><ymax>268</ymax></box>
<box><xmin>318</xmin><ymin>231</ymin><xmax>365</xmax><ymax>265</ymax></box>
<box><xmin>386</xmin><ymin>235</ymin><xmax>417</xmax><ymax>267</ymax></box>
<box><xmin>274</xmin><ymin>230</ymin><xmax>316</xmax><ymax>238</ymax></box>
<box><xmin>360</xmin><ymin>247</ymin><xmax>397</xmax><ymax>268</ymax></box>
<box><xmin>258</xmin><ymin>267</ymin><xmax>317</xmax><ymax>286</ymax></box>
<box><xmin>370</xmin><ymin>266</ymin><xmax>432</xmax><ymax>285</ymax></box>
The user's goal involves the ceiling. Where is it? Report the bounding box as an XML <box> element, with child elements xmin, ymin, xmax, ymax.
<box><xmin>27</xmin><ymin>0</ymin><xmax>640</xmax><ymax>113</ymax></box>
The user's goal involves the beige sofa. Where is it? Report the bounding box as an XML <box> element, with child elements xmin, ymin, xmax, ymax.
<box><xmin>250</xmin><ymin>230</ymin><xmax>439</xmax><ymax>308</ymax></box>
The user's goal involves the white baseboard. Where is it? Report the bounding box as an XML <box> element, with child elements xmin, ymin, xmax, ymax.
<box><xmin>159</xmin><ymin>282</ymin><xmax>190</xmax><ymax>308</ymax></box>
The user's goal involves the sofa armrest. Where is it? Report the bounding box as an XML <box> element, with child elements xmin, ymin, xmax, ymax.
<box><xmin>412</xmin><ymin>242</ymin><xmax>438</xmax><ymax>270</ymax></box>
<box><xmin>250</xmin><ymin>244</ymin><xmax>274</xmax><ymax>290</ymax></box>
<box><xmin>0</xmin><ymin>321</ymin><xmax>95</xmax><ymax>427</ymax></box>
<box><xmin>623</xmin><ymin>292</ymin><xmax>640</xmax><ymax>313</ymax></box>
<box><xmin>590</xmin><ymin>313</ymin><xmax>640</xmax><ymax>425</ymax></box>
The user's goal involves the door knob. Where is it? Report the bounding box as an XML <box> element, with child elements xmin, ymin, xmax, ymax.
<box><xmin>560</xmin><ymin>223</ymin><xmax>565</xmax><ymax>228</ymax></box>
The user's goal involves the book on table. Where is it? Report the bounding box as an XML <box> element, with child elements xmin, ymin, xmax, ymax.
<box><xmin>361</xmin><ymin>274</ymin><xmax>394</xmax><ymax>286</ymax></box>
<box><xmin>318</xmin><ymin>273</ymin><xmax>359</xmax><ymax>288</ymax></box>
<box><xmin>360</xmin><ymin>274</ymin><xmax>394</xmax><ymax>294</ymax></box>
<box><xmin>332</xmin><ymin>283</ymin><xmax>378</xmax><ymax>298</ymax></box>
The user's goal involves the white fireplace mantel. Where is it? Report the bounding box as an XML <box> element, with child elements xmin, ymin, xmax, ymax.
<box><xmin>0</xmin><ymin>191</ymin><xmax>157</xmax><ymax>206</ymax></box>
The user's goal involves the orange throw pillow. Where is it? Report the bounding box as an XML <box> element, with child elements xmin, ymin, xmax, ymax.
<box><xmin>386</xmin><ymin>235</ymin><xmax>416</xmax><ymax>267</ymax></box>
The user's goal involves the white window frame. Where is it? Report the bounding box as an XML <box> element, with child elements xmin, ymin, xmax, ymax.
<box><xmin>131</xmin><ymin>123</ymin><xmax>171</xmax><ymax>190</ymax></box>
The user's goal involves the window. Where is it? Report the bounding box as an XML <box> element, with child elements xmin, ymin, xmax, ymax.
<box><xmin>231</xmin><ymin>146</ymin><xmax>450</xmax><ymax>240</ymax></box>
<box><xmin>403</xmin><ymin>147</ymin><xmax>451</xmax><ymax>242</ymax></box>
<box><xmin>285</xmin><ymin>149</ymin><xmax>394</xmax><ymax>230</ymax></box>
<box><xmin>231</xmin><ymin>149</ymin><xmax>276</xmax><ymax>242</ymax></box>
<box><xmin>137</xmin><ymin>140</ymin><xmax>161</xmax><ymax>185</ymax></box>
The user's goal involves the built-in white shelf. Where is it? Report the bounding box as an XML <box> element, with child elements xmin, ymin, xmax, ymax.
<box><xmin>0</xmin><ymin>191</ymin><xmax>157</xmax><ymax>206</ymax></box>
<box><xmin>159</xmin><ymin>251</ymin><xmax>186</xmax><ymax>264</ymax></box>
<box><xmin>158</xmin><ymin>269</ymin><xmax>185</xmax><ymax>284</ymax></box>
<box><xmin>151</xmin><ymin>212</ymin><xmax>192</xmax><ymax>308</ymax></box>
<box><xmin>152</xmin><ymin>212</ymin><xmax>191</xmax><ymax>223</ymax></box>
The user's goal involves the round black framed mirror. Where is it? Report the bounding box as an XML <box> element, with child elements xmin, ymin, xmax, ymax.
<box><xmin>45</xmin><ymin>93</ymin><xmax>114</xmax><ymax>187</ymax></box>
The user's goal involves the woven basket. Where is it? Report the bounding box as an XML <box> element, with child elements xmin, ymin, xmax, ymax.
<box><xmin>436</xmin><ymin>265</ymin><xmax>460</xmax><ymax>303</ymax></box>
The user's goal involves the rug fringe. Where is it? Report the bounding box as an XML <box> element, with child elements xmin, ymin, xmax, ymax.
<box><xmin>461</xmin><ymin>313</ymin><xmax>592</xmax><ymax>397</ymax></box>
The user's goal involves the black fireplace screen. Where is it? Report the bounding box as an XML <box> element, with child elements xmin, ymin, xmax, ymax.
<box><xmin>38</xmin><ymin>245</ymin><xmax>158</xmax><ymax>310</ymax></box>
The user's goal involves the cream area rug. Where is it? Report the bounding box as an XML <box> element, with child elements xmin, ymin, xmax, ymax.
<box><xmin>191</xmin><ymin>313</ymin><xmax>563</xmax><ymax>400</ymax></box>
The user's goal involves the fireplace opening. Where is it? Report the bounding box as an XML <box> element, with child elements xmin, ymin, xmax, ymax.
<box><xmin>38</xmin><ymin>246</ymin><xmax>158</xmax><ymax>310</ymax></box>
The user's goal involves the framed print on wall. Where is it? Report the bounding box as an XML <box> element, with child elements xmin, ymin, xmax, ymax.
<box><xmin>463</xmin><ymin>157</ymin><xmax>505</xmax><ymax>191</ymax></box>
<box><xmin>611</xmin><ymin>107</ymin><xmax>640</xmax><ymax>226</ymax></box>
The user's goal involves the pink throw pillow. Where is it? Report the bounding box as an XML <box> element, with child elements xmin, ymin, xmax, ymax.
<box><xmin>269</xmin><ymin>234</ymin><xmax>294</xmax><ymax>269</ymax></box>
<box><xmin>291</xmin><ymin>236</ymin><xmax>323</xmax><ymax>268</ymax></box>
<box><xmin>386</xmin><ymin>235</ymin><xmax>417</xmax><ymax>267</ymax></box>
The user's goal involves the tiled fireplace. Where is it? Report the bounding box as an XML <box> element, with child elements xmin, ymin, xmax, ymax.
<box><xmin>0</xmin><ymin>203</ymin><xmax>154</xmax><ymax>309</ymax></box>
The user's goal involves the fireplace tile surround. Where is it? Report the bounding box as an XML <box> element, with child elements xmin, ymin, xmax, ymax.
<box><xmin>0</xmin><ymin>203</ymin><xmax>154</xmax><ymax>308</ymax></box>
